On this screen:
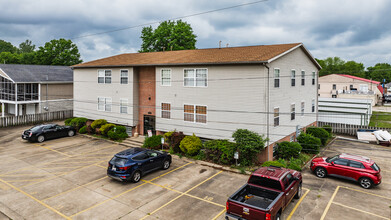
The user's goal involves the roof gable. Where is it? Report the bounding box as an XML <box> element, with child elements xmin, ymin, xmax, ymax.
<box><xmin>0</xmin><ymin>64</ymin><xmax>73</xmax><ymax>83</ymax></box>
<box><xmin>73</xmin><ymin>43</ymin><xmax>321</xmax><ymax>69</ymax></box>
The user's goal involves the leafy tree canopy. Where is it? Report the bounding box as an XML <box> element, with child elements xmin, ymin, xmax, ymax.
<box><xmin>316</xmin><ymin>57</ymin><xmax>365</xmax><ymax>77</ymax></box>
<box><xmin>35</xmin><ymin>38</ymin><xmax>82</xmax><ymax>66</ymax></box>
<box><xmin>139</xmin><ymin>20</ymin><xmax>197</xmax><ymax>52</ymax></box>
<box><xmin>18</xmin><ymin>39</ymin><xmax>36</xmax><ymax>53</ymax></box>
<box><xmin>366</xmin><ymin>63</ymin><xmax>391</xmax><ymax>83</ymax></box>
<box><xmin>0</xmin><ymin>40</ymin><xmax>17</xmax><ymax>53</ymax></box>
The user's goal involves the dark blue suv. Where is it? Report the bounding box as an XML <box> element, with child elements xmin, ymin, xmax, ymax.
<box><xmin>107</xmin><ymin>148</ymin><xmax>172</xmax><ymax>182</ymax></box>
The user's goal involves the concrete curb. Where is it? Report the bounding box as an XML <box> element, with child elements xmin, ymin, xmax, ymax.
<box><xmin>79</xmin><ymin>133</ymin><xmax>121</xmax><ymax>145</ymax></box>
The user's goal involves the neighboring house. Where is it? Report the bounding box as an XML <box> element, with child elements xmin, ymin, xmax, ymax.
<box><xmin>318</xmin><ymin>97</ymin><xmax>372</xmax><ymax>126</ymax></box>
<box><xmin>0</xmin><ymin>64</ymin><xmax>73</xmax><ymax>117</ymax></box>
<box><xmin>72</xmin><ymin>43</ymin><xmax>321</xmax><ymax>161</ymax></box>
<box><xmin>318</xmin><ymin>74</ymin><xmax>383</xmax><ymax>106</ymax></box>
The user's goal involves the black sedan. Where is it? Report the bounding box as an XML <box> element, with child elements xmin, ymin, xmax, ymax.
<box><xmin>107</xmin><ymin>148</ymin><xmax>172</xmax><ymax>182</ymax></box>
<box><xmin>22</xmin><ymin>124</ymin><xmax>76</xmax><ymax>143</ymax></box>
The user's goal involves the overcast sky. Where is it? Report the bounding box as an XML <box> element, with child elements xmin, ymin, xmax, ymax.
<box><xmin>1</xmin><ymin>0</ymin><xmax>390</xmax><ymax>67</ymax></box>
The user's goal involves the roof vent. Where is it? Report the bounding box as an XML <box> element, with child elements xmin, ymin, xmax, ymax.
<box><xmin>219</xmin><ymin>40</ymin><xmax>222</xmax><ymax>49</ymax></box>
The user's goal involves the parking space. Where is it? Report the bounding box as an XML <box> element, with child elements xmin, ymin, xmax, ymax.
<box><xmin>286</xmin><ymin>138</ymin><xmax>391</xmax><ymax>220</ymax></box>
<box><xmin>0</xmin><ymin>125</ymin><xmax>255</xmax><ymax>220</ymax></box>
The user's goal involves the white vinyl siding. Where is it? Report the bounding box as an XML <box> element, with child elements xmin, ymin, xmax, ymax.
<box><xmin>161</xmin><ymin>69</ymin><xmax>171</xmax><ymax>86</ymax></box>
<box><xmin>184</xmin><ymin>69</ymin><xmax>207</xmax><ymax>87</ymax></box>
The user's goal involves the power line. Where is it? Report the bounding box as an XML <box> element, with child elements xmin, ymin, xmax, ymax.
<box><xmin>71</xmin><ymin>0</ymin><xmax>268</xmax><ymax>40</ymax></box>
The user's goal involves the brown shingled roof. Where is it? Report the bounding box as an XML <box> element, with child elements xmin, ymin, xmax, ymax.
<box><xmin>73</xmin><ymin>43</ymin><xmax>313</xmax><ymax>68</ymax></box>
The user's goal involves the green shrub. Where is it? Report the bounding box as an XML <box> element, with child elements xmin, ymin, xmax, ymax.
<box><xmin>306</xmin><ymin>126</ymin><xmax>330</xmax><ymax>146</ymax></box>
<box><xmin>203</xmin><ymin>139</ymin><xmax>237</xmax><ymax>165</ymax></box>
<box><xmin>287</xmin><ymin>157</ymin><xmax>303</xmax><ymax>171</ymax></box>
<box><xmin>232</xmin><ymin>129</ymin><xmax>266</xmax><ymax>166</ymax></box>
<box><xmin>163</xmin><ymin>131</ymin><xmax>175</xmax><ymax>142</ymax></box>
<box><xmin>91</xmin><ymin>119</ymin><xmax>107</xmax><ymax>130</ymax></box>
<box><xmin>261</xmin><ymin>160</ymin><xmax>286</xmax><ymax>168</ymax></box>
<box><xmin>70</xmin><ymin>117</ymin><xmax>88</xmax><ymax>129</ymax></box>
<box><xmin>107</xmin><ymin>126</ymin><xmax>128</xmax><ymax>140</ymax></box>
<box><xmin>275</xmin><ymin>141</ymin><xmax>302</xmax><ymax>159</ymax></box>
<box><xmin>143</xmin><ymin>135</ymin><xmax>163</xmax><ymax>149</ymax></box>
<box><xmin>322</xmin><ymin>125</ymin><xmax>332</xmax><ymax>135</ymax></box>
<box><xmin>100</xmin><ymin>123</ymin><xmax>116</xmax><ymax>136</ymax></box>
<box><xmin>297</xmin><ymin>133</ymin><xmax>321</xmax><ymax>154</ymax></box>
<box><xmin>277</xmin><ymin>158</ymin><xmax>288</xmax><ymax>167</ymax></box>
<box><xmin>179</xmin><ymin>134</ymin><xmax>202</xmax><ymax>155</ymax></box>
<box><xmin>165</xmin><ymin>131</ymin><xmax>185</xmax><ymax>153</ymax></box>
<box><xmin>65</xmin><ymin>117</ymin><xmax>75</xmax><ymax>126</ymax></box>
<box><xmin>298</xmin><ymin>153</ymin><xmax>311</xmax><ymax>164</ymax></box>
<box><xmin>79</xmin><ymin>125</ymin><xmax>87</xmax><ymax>134</ymax></box>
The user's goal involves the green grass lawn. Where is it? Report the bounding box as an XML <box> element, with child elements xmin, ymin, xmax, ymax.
<box><xmin>369</xmin><ymin>111</ymin><xmax>391</xmax><ymax>128</ymax></box>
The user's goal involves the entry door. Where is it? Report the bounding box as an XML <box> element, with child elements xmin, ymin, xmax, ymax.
<box><xmin>143</xmin><ymin>115</ymin><xmax>156</xmax><ymax>135</ymax></box>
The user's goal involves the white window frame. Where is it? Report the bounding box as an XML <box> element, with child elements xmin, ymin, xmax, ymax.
<box><xmin>312</xmin><ymin>99</ymin><xmax>315</xmax><ymax>113</ymax></box>
<box><xmin>291</xmin><ymin>103</ymin><xmax>295</xmax><ymax>121</ymax></box>
<box><xmin>312</xmin><ymin>71</ymin><xmax>316</xmax><ymax>85</ymax></box>
<box><xmin>291</xmin><ymin>69</ymin><xmax>296</xmax><ymax>87</ymax></box>
<box><xmin>120</xmin><ymin>69</ymin><xmax>129</xmax><ymax>84</ymax></box>
<box><xmin>183</xmin><ymin>68</ymin><xmax>208</xmax><ymax>87</ymax></box>
<box><xmin>274</xmin><ymin>68</ymin><xmax>280</xmax><ymax>88</ymax></box>
<box><xmin>98</xmin><ymin>97</ymin><xmax>105</xmax><ymax>111</ymax></box>
<box><xmin>120</xmin><ymin>98</ymin><xmax>128</xmax><ymax>114</ymax></box>
<box><xmin>161</xmin><ymin>69</ymin><xmax>171</xmax><ymax>86</ymax></box>
<box><xmin>301</xmin><ymin>70</ymin><xmax>305</xmax><ymax>86</ymax></box>
<box><xmin>97</xmin><ymin>97</ymin><xmax>112</xmax><ymax>112</ymax></box>
<box><xmin>98</xmin><ymin>70</ymin><xmax>112</xmax><ymax>84</ymax></box>
<box><xmin>301</xmin><ymin>101</ymin><xmax>305</xmax><ymax>116</ymax></box>
<box><xmin>274</xmin><ymin>107</ymin><xmax>279</xmax><ymax>127</ymax></box>
<box><xmin>161</xmin><ymin>102</ymin><xmax>171</xmax><ymax>119</ymax></box>
<box><xmin>183</xmin><ymin>104</ymin><xmax>207</xmax><ymax>124</ymax></box>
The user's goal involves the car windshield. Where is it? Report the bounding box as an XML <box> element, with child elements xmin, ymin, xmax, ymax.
<box><xmin>110</xmin><ymin>156</ymin><xmax>128</xmax><ymax>167</ymax></box>
<box><xmin>30</xmin><ymin>125</ymin><xmax>44</xmax><ymax>132</ymax></box>
<box><xmin>326</xmin><ymin>155</ymin><xmax>339</xmax><ymax>163</ymax></box>
<box><xmin>371</xmin><ymin>163</ymin><xmax>380</xmax><ymax>171</ymax></box>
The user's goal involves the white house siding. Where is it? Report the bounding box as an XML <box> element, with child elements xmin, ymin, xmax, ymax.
<box><xmin>73</xmin><ymin>68</ymin><xmax>135</xmax><ymax>126</ymax></box>
<box><xmin>267</xmin><ymin>47</ymin><xmax>318</xmax><ymax>143</ymax></box>
<box><xmin>155</xmin><ymin>47</ymin><xmax>318</xmax><ymax>142</ymax></box>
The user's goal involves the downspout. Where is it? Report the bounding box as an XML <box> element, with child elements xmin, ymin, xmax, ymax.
<box><xmin>263</xmin><ymin>63</ymin><xmax>270</xmax><ymax>161</ymax></box>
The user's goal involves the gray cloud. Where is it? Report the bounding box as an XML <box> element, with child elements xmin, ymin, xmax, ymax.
<box><xmin>0</xmin><ymin>0</ymin><xmax>390</xmax><ymax>67</ymax></box>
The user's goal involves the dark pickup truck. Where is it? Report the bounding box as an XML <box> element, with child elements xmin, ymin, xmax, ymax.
<box><xmin>226</xmin><ymin>166</ymin><xmax>302</xmax><ymax>220</ymax></box>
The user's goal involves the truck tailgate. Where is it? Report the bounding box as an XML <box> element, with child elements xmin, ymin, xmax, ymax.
<box><xmin>227</xmin><ymin>200</ymin><xmax>266</xmax><ymax>220</ymax></box>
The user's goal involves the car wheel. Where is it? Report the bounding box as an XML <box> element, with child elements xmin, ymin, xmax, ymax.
<box><xmin>37</xmin><ymin>135</ymin><xmax>45</xmax><ymax>143</ymax></box>
<box><xmin>315</xmin><ymin>167</ymin><xmax>327</xmax><ymax>178</ymax></box>
<box><xmin>131</xmin><ymin>170</ymin><xmax>141</xmax><ymax>183</ymax></box>
<box><xmin>359</xmin><ymin>177</ymin><xmax>373</xmax><ymax>189</ymax></box>
<box><xmin>294</xmin><ymin>184</ymin><xmax>302</xmax><ymax>199</ymax></box>
<box><xmin>275</xmin><ymin>212</ymin><xmax>281</xmax><ymax>220</ymax></box>
<box><xmin>68</xmin><ymin>130</ymin><xmax>75</xmax><ymax>137</ymax></box>
<box><xmin>162</xmin><ymin>160</ymin><xmax>171</xmax><ymax>170</ymax></box>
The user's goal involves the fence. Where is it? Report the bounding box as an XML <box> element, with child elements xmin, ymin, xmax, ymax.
<box><xmin>0</xmin><ymin>110</ymin><xmax>73</xmax><ymax>128</ymax></box>
<box><xmin>318</xmin><ymin>121</ymin><xmax>391</xmax><ymax>136</ymax></box>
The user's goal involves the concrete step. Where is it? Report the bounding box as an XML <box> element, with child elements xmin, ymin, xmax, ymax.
<box><xmin>119</xmin><ymin>137</ymin><xmax>145</xmax><ymax>148</ymax></box>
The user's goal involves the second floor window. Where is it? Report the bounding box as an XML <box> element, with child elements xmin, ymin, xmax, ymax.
<box><xmin>312</xmin><ymin>71</ymin><xmax>316</xmax><ymax>85</ymax></box>
<box><xmin>301</xmin><ymin>101</ymin><xmax>305</xmax><ymax>116</ymax></box>
<box><xmin>120</xmin><ymin>70</ymin><xmax>128</xmax><ymax>84</ymax></box>
<box><xmin>184</xmin><ymin>104</ymin><xmax>207</xmax><ymax>123</ymax></box>
<box><xmin>332</xmin><ymin>84</ymin><xmax>336</xmax><ymax>90</ymax></box>
<box><xmin>98</xmin><ymin>70</ymin><xmax>111</xmax><ymax>84</ymax></box>
<box><xmin>184</xmin><ymin>69</ymin><xmax>207</xmax><ymax>87</ymax></box>
<box><xmin>291</xmin><ymin>70</ymin><xmax>296</xmax><ymax>86</ymax></box>
<box><xmin>274</xmin><ymin>68</ymin><xmax>280</xmax><ymax>88</ymax></box>
<box><xmin>274</xmin><ymin>107</ymin><xmax>279</xmax><ymax>126</ymax></box>
<box><xmin>161</xmin><ymin>69</ymin><xmax>171</xmax><ymax>86</ymax></box>
<box><xmin>301</xmin><ymin>70</ymin><xmax>305</xmax><ymax>86</ymax></box>
<box><xmin>161</xmin><ymin>103</ymin><xmax>171</xmax><ymax>119</ymax></box>
<box><xmin>291</xmin><ymin>104</ymin><xmax>295</xmax><ymax>120</ymax></box>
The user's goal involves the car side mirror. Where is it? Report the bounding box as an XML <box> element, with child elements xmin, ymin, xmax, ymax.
<box><xmin>331</xmin><ymin>162</ymin><xmax>335</xmax><ymax>166</ymax></box>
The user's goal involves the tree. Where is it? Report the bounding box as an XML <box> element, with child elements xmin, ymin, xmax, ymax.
<box><xmin>366</xmin><ymin>63</ymin><xmax>391</xmax><ymax>83</ymax></box>
<box><xmin>0</xmin><ymin>52</ymin><xmax>20</xmax><ymax>64</ymax></box>
<box><xmin>19</xmin><ymin>39</ymin><xmax>36</xmax><ymax>53</ymax></box>
<box><xmin>342</xmin><ymin>61</ymin><xmax>365</xmax><ymax>78</ymax></box>
<box><xmin>139</xmin><ymin>20</ymin><xmax>197</xmax><ymax>52</ymax></box>
<box><xmin>35</xmin><ymin>38</ymin><xmax>82</xmax><ymax>66</ymax></box>
<box><xmin>0</xmin><ymin>40</ymin><xmax>17</xmax><ymax>53</ymax></box>
<box><xmin>317</xmin><ymin>57</ymin><xmax>345</xmax><ymax>76</ymax></box>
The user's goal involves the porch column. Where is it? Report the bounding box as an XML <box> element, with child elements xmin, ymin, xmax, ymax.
<box><xmin>15</xmin><ymin>103</ymin><xmax>18</xmax><ymax>116</ymax></box>
<box><xmin>15</xmin><ymin>83</ymin><xmax>18</xmax><ymax>116</ymax></box>
<box><xmin>1</xmin><ymin>102</ymin><xmax>4</xmax><ymax>117</ymax></box>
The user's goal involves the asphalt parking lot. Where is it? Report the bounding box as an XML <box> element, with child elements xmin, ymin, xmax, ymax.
<box><xmin>0</xmin><ymin>123</ymin><xmax>390</xmax><ymax>220</ymax></box>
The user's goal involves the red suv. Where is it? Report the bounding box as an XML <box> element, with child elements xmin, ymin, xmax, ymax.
<box><xmin>310</xmin><ymin>153</ymin><xmax>381</xmax><ymax>189</ymax></box>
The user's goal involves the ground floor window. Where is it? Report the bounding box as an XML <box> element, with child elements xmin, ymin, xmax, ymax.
<box><xmin>184</xmin><ymin>104</ymin><xmax>207</xmax><ymax>123</ymax></box>
<box><xmin>161</xmin><ymin>103</ymin><xmax>171</xmax><ymax>119</ymax></box>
